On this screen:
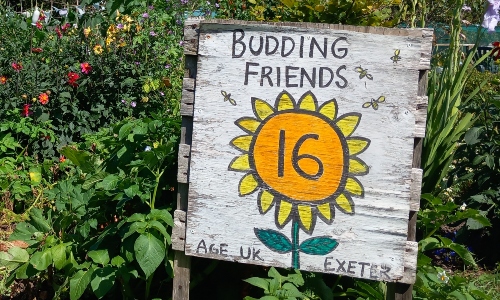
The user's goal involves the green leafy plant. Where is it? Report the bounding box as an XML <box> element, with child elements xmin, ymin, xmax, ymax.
<box><xmin>244</xmin><ymin>267</ymin><xmax>307</xmax><ymax>300</ymax></box>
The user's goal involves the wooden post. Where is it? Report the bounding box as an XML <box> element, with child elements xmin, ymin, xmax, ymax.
<box><xmin>172</xmin><ymin>18</ymin><xmax>201</xmax><ymax>300</ymax></box>
<box><xmin>390</xmin><ymin>69</ymin><xmax>429</xmax><ymax>300</ymax></box>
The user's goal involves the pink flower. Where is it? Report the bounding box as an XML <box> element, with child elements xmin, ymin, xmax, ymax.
<box><xmin>11</xmin><ymin>62</ymin><xmax>22</xmax><ymax>72</ymax></box>
<box><xmin>80</xmin><ymin>62</ymin><xmax>92</xmax><ymax>74</ymax></box>
<box><xmin>483</xmin><ymin>0</ymin><xmax>500</xmax><ymax>33</ymax></box>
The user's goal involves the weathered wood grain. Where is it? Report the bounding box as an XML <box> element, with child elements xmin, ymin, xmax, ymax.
<box><xmin>185</xmin><ymin>20</ymin><xmax>430</xmax><ymax>283</ymax></box>
<box><xmin>399</xmin><ymin>241</ymin><xmax>418</xmax><ymax>284</ymax></box>
<box><xmin>410</xmin><ymin>169</ymin><xmax>423</xmax><ymax>211</ymax></box>
<box><xmin>172</xmin><ymin>210</ymin><xmax>187</xmax><ymax>251</ymax></box>
<box><xmin>177</xmin><ymin>144</ymin><xmax>191</xmax><ymax>184</ymax></box>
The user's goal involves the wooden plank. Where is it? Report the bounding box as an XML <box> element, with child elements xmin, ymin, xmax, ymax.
<box><xmin>410</xmin><ymin>169</ymin><xmax>423</xmax><ymax>211</ymax></box>
<box><xmin>413</xmin><ymin>96</ymin><xmax>428</xmax><ymax>138</ymax></box>
<box><xmin>173</xmin><ymin>17</ymin><xmax>202</xmax><ymax>300</ymax></box>
<box><xmin>399</xmin><ymin>241</ymin><xmax>418</xmax><ymax>284</ymax></box>
<box><xmin>172</xmin><ymin>210</ymin><xmax>187</xmax><ymax>251</ymax></box>
<box><xmin>177</xmin><ymin>144</ymin><xmax>191</xmax><ymax>184</ymax></box>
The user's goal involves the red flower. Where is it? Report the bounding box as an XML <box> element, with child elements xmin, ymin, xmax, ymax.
<box><xmin>59</xmin><ymin>155</ymin><xmax>66</xmax><ymax>163</ymax></box>
<box><xmin>80</xmin><ymin>62</ymin><xmax>92</xmax><ymax>74</ymax></box>
<box><xmin>22</xmin><ymin>104</ymin><xmax>32</xmax><ymax>117</ymax></box>
<box><xmin>62</xmin><ymin>23</ymin><xmax>71</xmax><ymax>32</ymax></box>
<box><xmin>55</xmin><ymin>26</ymin><xmax>62</xmax><ymax>38</ymax></box>
<box><xmin>492</xmin><ymin>41</ymin><xmax>500</xmax><ymax>60</ymax></box>
<box><xmin>11</xmin><ymin>62</ymin><xmax>22</xmax><ymax>72</ymax></box>
<box><xmin>39</xmin><ymin>93</ymin><xmax>49</xmax><ymax>105</ymax></box>
<box><xmin>0</xmin><ymin>76</ymin><xmax>6</xmax><ymax>84</ymax></box>
<box><xmin>67</xmin><ymin>72</ymin><xmax>80</xmax><ymax>87</ymax></box>
<box><xmin>31</xmin><ymin>47</ymin><xmax>43</xmax><ymax>53</ymax></box>
<box><xmin>36</xmin><ymin>22</ymin><xmax>43</xmax><ymax>29</ymax></box>
<box><xmin>39</xmin><ymin>12</ymin><xmax>45</xmax><ymax>21</ymax></box>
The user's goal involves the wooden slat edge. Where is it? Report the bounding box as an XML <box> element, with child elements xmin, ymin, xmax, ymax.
<box><xmin>181</xmin><ymin>79</ymin><xmax>195</xmax><ymax>117</ymax></box>
<box><xmin>419</xmin><ymin>28</ymin><xmax>434</xmax><ymax>70</ymax></box>
<box><xmin>184</xmin><ymin>18</ymin><xmax>202</xmax><ymax>55</ymax></box>
<box><xmin>172</xmin><ymin>210</ymin><xmax>187</xmax><ymax>251</ymax></box>
<box><xmin>200</xmin><ymin>19</ymin><xmax>430</xmax><ymax>37</ymax></box>
<box><xmin>413</xmin><ymin>96</ymin><xmax>428</xmax><ymax>138</ymax></box>
<box><xmin>398</xmin><ymin>241</ymin><xmax>418</xmax><ymax>284</ymax></box>
<box><xmin>410</xmin><ymin>168</ymin><xmax>422</xmax><ymax>211</ymax></box>
<box><xmin>177</xmin><ymin>144</ymin><xmax>191</xmax><ymax>184</ymax></box>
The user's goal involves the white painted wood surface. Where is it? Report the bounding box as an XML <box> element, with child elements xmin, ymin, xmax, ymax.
<box><xmin>184</xmin><ymin>21</ymin><xmax>431</xmax><ymax>282</ymax></box>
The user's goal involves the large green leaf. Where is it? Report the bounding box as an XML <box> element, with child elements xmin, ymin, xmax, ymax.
<box><xmin>134</xmin><ymin>233</ymin><xmax>165</xmax><ymax>278</ymax></box>
<box><xmin>0</xmin><ymin>247</ymin><xmax>29</xmax><ymax>270</ymax></box>
<box><xmin>60</xmin><ymin>147</ymin><xmax>94</xmax><ymax>173</ymax></box>
<box><xmin>243</xmin><ymin>277</ymin><xmax>270</xmax><ymax>293</ymax></box>
<box><xmin>30</xmin><ymin>249</ymin><xmax>52</xmax><ymax>271</ymax></box>
<box><xmin>254</xmin><ymin>228</ymin><xmax>292</xmax><ymax>253</ymax></box>
<box><xmin>51</xmin><ymin>243</ymin><xmax>71</xmax><ymax>270</ymax></box>
<box><xmin>90</xmin><ymin>266</ymin><xmax>116</xmax><ymax>299</ymax></box>
<box><xmin>88</xmin><ymin>250</ymin><xmax>110</xmax><ymax>265</ymax></box>
<box><xmin>70</xmin><ymin>268</ymin><xmax>94</xmax><ymax>300</ymax></box>
<box><xmin>96</xmin><ymin>174</ymin><xmax>120</xmax><ymax>190</ymax></box>
<box><xmin>148</xmin><ymin>209</ymin><xmax>174</xmax><ymax>227</ymax></box>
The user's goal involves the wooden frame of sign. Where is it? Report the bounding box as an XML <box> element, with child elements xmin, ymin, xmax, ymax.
<box><xmin>172</xmin><ymin>19</ymin><xmax>432</xmax><ymax>300</ymax></box>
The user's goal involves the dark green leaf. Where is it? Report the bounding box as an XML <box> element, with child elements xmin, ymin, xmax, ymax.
<box><xmin>299</xmin><ymin>236</ymin><xmax>338</xmax><ymax>255</ymax></box>
<box><xmin>134</xmin><ymin>233</ymin><xmax>165</xmax><ymax>278</ymax></box>
<box><xmin>254</xmin><ymin>228</ymin><xmax>292</xmax><ymax>253</ymax></box>
<box><xmin>70</xmin><ymin>268</ymin><xmax>94</xmax><ymax>300</ymax></box>
<box><xmin>91</xmin><ymin>266</ymin><xmax>116</xmax><ymax>299</ymax></box>
<box><xmin>464</xmin><ymin>127</ymin><xmax>482</xmax><ymax>145</ymax></box>
<box><xmin>242</xmin><ymin>277</ymin><xmax>269</xmax><ymax>293</ymax></box>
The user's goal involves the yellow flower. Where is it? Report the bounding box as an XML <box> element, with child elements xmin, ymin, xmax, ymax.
<box><xmin>153</xmin><ymin>142</ymin><xmax>159</xmax><ymax>148</ymax></box>
<box><xmin>141</xmin><ymin>96</ymin><xmax>149</xmax><ymax>103</ymax></box>
<box><xmin>123</xmin><ymin>24</ymin><xmax>131</xmax><ymax>32</ymax></box>
<box><xmin>118</xmin><ymin>40</ymin><xmax>127</xmax><ymax>47</ymax></box>
<box><xmin>106</xmin><ymin>36</ymin><xmax>115</xmax><ymax>47</ymax></box>
<box><xmin>124</xmin><ymin>15</ymin><xmax>133</xmax><ymax>23</ymax></box>
<box><xmin>115</xmin><ymin>10</ymin><xmax>121</xmax><ymax>21</ymax></box>
<box><xmin>84</xmin><ymin>27</ymin><xmax>91</xmax><ymax>38</ymax></box>
<box><xmin>93</xmin><ymin>44</ymin><xmax>103</xmax><ymax>55</ymax></box>
<box><xmin>32</xmin><ymin>97</ymin><xmax>37</xmax><ymax>102</ymax></box>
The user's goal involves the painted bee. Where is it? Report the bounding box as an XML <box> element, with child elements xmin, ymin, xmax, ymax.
<box><xmin>221</xmin><ymin>90</ymin><xmax>237</xmax><ymax>106</ymax></box>
<box><xmin>355</xmin><ymin>66</ymin><xmax>373</xmax><ymax>80</ymax></box>
<box><xmin>390</xmin><ymin>49</ymin><xmax>401</xmax><ymax>63</ymax></box>
<box><xmin>362</xmin><ymin>96</ymin><xmax>386</xmax><ymax>110</ymax></box>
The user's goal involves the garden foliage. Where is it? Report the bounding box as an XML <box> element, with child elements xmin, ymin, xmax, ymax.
<box><xmin>1</xmin><ymin>0</ymin><xmax>500</xmax><ymax>299</ymax></box>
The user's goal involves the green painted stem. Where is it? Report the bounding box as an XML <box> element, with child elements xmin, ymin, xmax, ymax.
<box><xmin>292</xmin><ymin>219</ymin><xmax>300</xmax><ymax>269</ymax></box>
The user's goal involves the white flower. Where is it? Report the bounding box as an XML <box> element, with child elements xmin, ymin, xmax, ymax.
<box><xmin>460</xmin><ymin>203</ymin><xmax>467</xmax><ymax>211</ymax></box>
<box><xmin>145</xmin><ymin>146</ymin><xmax>152</xmax><ymax>151</ymax></box>
<box><xmin>438</xmin><ymin>270</ymin><xmax>449</xmax><ymax>284</ymax></box>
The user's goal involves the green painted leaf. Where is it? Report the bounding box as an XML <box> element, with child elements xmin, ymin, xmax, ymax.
<box><xmin>30</xmin><ymin>249</ymin><xmax>52</xmax><ymax>271</ymax></box>
<box><xmin>299</xmin><ymin>236</ymin><xmax>338</xmax><ymax>255</ymax></box>
<box><xmin>134</xmin><ymin>233</ymin><xmax>165</xmax><ymax>278</ymax></box>
<box><xmin>70</xmin><ymin>268</ymin><xmax>94</xmax><ymax>300</ymax></box>
<box><xmin>254</xmin><ymin>228</ymin><xmax>292</xmax><ymax>253</ymax></box>
<box><xmin>88</xmin><ymin>250</ymin><xmax>110</xmax><ymax>265</ymax></box>
<box><xmin>90</xmin><ymin>266</ymin><xmax>116</xmax><ymax>299</ymax></box>
<box><xmin>242</xmin><ymin>277</ymin><xmax>269</xmax><ymax>293</ymax></box>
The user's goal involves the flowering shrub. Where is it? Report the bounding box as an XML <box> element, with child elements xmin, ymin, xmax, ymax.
<box><xmin>0</xmin><ymin>2</ymin><xmax>186</xmax><ymax>160</ymax></box>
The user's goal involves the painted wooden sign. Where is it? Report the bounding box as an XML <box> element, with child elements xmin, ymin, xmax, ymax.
<box><xmin>181</xmin><ymin>20</ymin><xmax>432</xmax><ymax>283</ymax></box>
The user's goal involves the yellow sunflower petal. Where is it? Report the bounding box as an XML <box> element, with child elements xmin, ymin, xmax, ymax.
<box><xmin>336</xmin><ymin>113</ymin><xmax>361</xmax><ymax>137</ymax></box>
<box><xmin>277</xmin><ymin>200</ymin><xmax>292</xmax><ymax>226</ymax></box>
<box><xmin>347</xmin><ymin>138</ymin><xmax>370</xmax><ymax>155</ymax></box>
<box><xmin>298</xmin><ymin>205</ymin><xmax>313</xmax><ymax>231</ymax></box>
<box><xmin>298</xmin><ymin>92</ymin><xmax>317</xmax><ymax>111</ymax></box>
<box><xmin>239</xmin><ymin>174</ymin><xmax>258</xmax><ymax>196</ymax></box>
<box><xmin>319</xmin><ymin>99</ymin><xmax>338</xmax><ymax>120</ymax></box>
<box><xmin>335</xmin><ymin>194</ymin><xmax>355</xmax><ymax>214</ymax></box>
<box><xmin>258</xmin><ymin>190</ymin><xmax>275</xmax><ymax>214</ymax></box>
<box><xmin>230</xmin><ymin>135</ymin><xmax>253</xmax><ymax>152</ymax></box>
<box><xmin>235</xmin><ymin>117</ymin><xmax>261</xmax><ymax>134</ymax></box>
<box><xmin>317</xmin><ymin>203</ymin><xmax>332</xmax><ymax>221</ymax></box>
<box><xmin>229</xmin><ymin>154</ymin><xmax>250</xmax><ymax>171</ymax></box>
<box><xmin>345</xmin><ymin>177</ymin><xmax>364</xmax><ymax>196</ymax></box>
<box><xmin>252</xmin><ymin>98</ymin><xmax>275</xmax><ymax>120</ymax></box>
<box><xmin>348</xmin><ymin>158</ymin><xmax>369</xmax><ymax>175</ymax></box>
<box><xmin>275</xmin><ymin>91</ymin><xmax>295</xmax><ymax>111</ymax></box>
